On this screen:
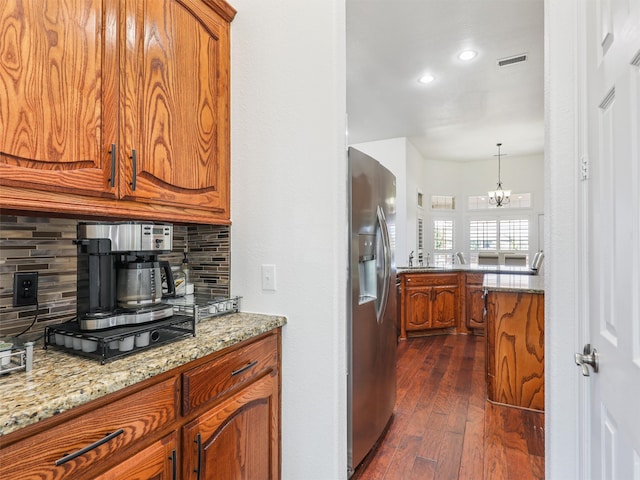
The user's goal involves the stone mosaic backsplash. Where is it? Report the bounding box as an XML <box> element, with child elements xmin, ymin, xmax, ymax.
<box><xmin>0</xmin><ymin>216</ymin><xmax>230</xmax><ymax>338</ymax></box>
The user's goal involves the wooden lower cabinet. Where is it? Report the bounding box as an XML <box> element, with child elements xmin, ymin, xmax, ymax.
<box><xmin>0</xmin><ymin>330</ymin><xmax>281</xmax><ymax>480</ymax></box>
<box><xmin>486</xmin><ymin>291</ymin><xmax>544</xmax><ymax>411</ymax></box>
<box><xmin>400</xmin><ymin>273</ymin><xmax>459</xmax><ymax>339</ymax></box>
<box><xmin>94</xmin><ymin>433</ymin><xmax>177</xmax><ymax>480</ymax></box>
<box><xmin>0</xmin><ymin>377</ymin><xmax>178</xmax><ymax>480</ymax></box>
<box><xmin>465</xmin><ymin>273</ymin><xmax>486</xmax><ymax>332</ymax></box>
<box><xmin>182</xmin><ymin>372</ymin><xmax>279</xmax><ymax>479</ymax></box>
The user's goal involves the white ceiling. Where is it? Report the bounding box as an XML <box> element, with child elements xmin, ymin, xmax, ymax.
<box><xmin>346</xmin><ymin>0</ymin><xmax>544</xmax><ymax>162</ymax></box>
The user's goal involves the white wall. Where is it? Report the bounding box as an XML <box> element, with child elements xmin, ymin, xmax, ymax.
<box><xmin>230</xmin><ymin>1</ymin><xmax>347</xmax><ymax>479</ymax></box>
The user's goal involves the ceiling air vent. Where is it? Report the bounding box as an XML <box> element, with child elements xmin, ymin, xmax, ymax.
<box><xmin>497</xmin><ymin>53</ymin><xmax>528</xmax><ymax>67</ymax></box>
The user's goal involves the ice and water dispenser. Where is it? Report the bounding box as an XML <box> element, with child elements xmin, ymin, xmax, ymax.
<box><xmin>358</xmin><ymin>233</ymin><xmax>378</xmax><ymax>304</ymax></box>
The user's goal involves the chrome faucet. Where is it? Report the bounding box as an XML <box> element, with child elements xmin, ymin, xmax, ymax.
<box><xmin>408</xmin><ymin>250</ymin><xmax>414</xmax><ymax>267</ymax></box>
<box><xmin>426</xmin><ymin>252</ymin><xmax>431</xmax><ymax>267</ymax></box>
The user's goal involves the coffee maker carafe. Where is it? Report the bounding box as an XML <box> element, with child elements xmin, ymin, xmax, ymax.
<box><xmin>75</xmin><ymin>222</ymin><xmax>175</xmax><ymax>331</ymax></box>
<box><xmin>116</xmin><ymin>259</ymin><xmax>172</xmax><ymax>308</ymax></box>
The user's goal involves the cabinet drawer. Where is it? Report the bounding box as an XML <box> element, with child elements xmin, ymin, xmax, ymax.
<box><xmin>404</xmin><ymin>273</ymin><xmax>458</xmax><ymax>287</ymax></box>
<box><xmin>182</xmin><ymin>333</ymin><xmax>278</xmax><ymax>415</ymax></box>
<box><xmin>0</xmin><ymin>377</ymin><xmax>178</xmax><ymax>480</ymax></box>
<box><xmin>465</xmin><ymin>273</ymin><xmax>484</xmax><ymax>285</ymax></box>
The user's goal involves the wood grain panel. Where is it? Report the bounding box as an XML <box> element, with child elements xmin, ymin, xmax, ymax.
<box><xmin>94</xmin><ymin>432</ymin><xmax>176</xmax><ymax>480</ymax></box>
<box><xmin>182</xmin><ymin>333</ymin><xmax>278</xmax><ymax>415</ymax></box>
<box><xmin>0</xmin><ymin>377</ymin><xmax>178</xmax><ymax>480</ymax></box>
<box><xmin>123</xmin><ymin>0</ymin><xmax>230</xmax><ymax>212</ymax></box>
<box><xmin>431</xmin><ymin>286</ymin><xmax>457</xmax><ymax>328</ymax></box>
<box><xmin>405</xmin><ymin>288</ymin><xmax>431</xmax><ymax>331</ymax></box>
<box><xmin>353</xmin><ymin>335</ymin><xmax>544</xmax><ymax>480</ymax></box>
<box><xmin>486</xmin><ymin>291</ymin><xmax>544</xmax><ymax>411</ymax></box>
<box><xmin>0</xmin><ymin>0</ymin><xmax>117</xmax><ymax>197</ymax></box>
<box><xmin>182</xmin><ymin>371</ymin><xmax>279</xmax><ymax>480</ymax></box>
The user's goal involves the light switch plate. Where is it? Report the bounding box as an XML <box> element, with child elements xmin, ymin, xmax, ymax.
<box><xmin>261</xmin><ymin>264</ymin><xmax>276</xmax><ymax>291</ymax></box>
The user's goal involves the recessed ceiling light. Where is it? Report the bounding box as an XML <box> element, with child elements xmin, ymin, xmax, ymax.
<box><xmin>418</xmin><ymin>74</ymin><xmax>435</xmax><ymax>84</ymax></box>
<box><xmin>458</xmin><ymin>50</ymin><xmax>477</xmax><ymax>61</ymax></box>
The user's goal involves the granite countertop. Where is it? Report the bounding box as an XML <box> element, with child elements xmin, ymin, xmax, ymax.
<box><xmin>398</xmin><ymin>264</ymin><xmax>536</xmax><ymax>275</ymax></box>
<box><xmin>482</xmin><ymin>273</ymin><xmax>545</xmax><ymax>293</ymax></box>
<box><xmin>0</xmin><ymin>312</ymin><xmax>286</xmax><ymax>437</ymax></box>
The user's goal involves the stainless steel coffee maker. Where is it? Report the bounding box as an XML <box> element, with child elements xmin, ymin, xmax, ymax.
<box><xmin>75</xmin><ymin>222</ymin><xmax>175</xmax><ymax>331</ymax></box>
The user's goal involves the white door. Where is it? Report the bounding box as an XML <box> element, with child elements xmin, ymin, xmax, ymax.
<box><xmin>579</xmin><ymin>1</ymin><xmax>640</xmax><ymax>478</ymax></box>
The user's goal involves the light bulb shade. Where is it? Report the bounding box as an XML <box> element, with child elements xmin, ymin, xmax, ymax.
<box><xmin>488</xmin><ymin>188</ymin><xmax>511</xmax><ymax>206</ymax></box>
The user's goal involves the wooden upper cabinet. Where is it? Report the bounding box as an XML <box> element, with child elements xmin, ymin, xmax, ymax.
<box><xmin>121</xmin><ymin>0</ymin><xmax>231</xmax><ymax>213</ymax></box>
<box><xmin>0</xmin><ymin>0</ymin><xmax>235</xmax><ymax>223</ymax></box>
<box><xmin>0</xmin><ymin>0</ymin><xmax>118</xmax><ymax>198</ymax></box>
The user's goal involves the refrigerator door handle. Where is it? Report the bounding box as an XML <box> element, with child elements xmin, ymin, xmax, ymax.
<box><xmin>376</xmin><ymin>205</ymin><xmax>391</xmax><ymax>323</ymax></box>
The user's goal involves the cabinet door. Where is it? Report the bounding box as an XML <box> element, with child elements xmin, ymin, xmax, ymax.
<box><xmin>404</xmin><ymin>287</ymin><xmax>432</xmax><ymax>331</ymax></box>
<box><xmin>183</xmin><ymin>372</ymin><xmax>279</xmax><ymax>480</ymax></box>
<box><xmin>430</xmin><ymin>285</ymin><xmax>457</xmax><ymax>328</ymax></box>
<box><xmin>466</xmin><ymin>285</ymin><xmax>486</xmax><ymax>330</ymax></box>
<box><xmin>0</xmin><ymin>0</ymin><xmax>117</xmax><ymax>198</ymax></box>
<box><xmin>122</xmin><ymin>0</ymin><xmax>231</xmax><ymax>214</ymax></box>
<box><xmin>94</xmin><ymin>433</ymin><xmax>177</xmax><ymax>480</ymax></box>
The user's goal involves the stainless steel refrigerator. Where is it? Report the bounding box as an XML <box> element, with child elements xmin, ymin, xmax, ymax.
<box><xmin>347</xmin><ymin>147</ymin><xmax>397</xmax><ymax>476</ymax></box>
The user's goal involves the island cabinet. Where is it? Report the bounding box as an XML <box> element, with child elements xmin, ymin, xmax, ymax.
<box><xmin>0</xmin><ymin>0</ymin><xmax>236</xmax><ymax>224</ymax></box>
<box><xmin>0</xmin><ymin>330</ymin><xmax>281</xmax><ymax>480</ymax></box>
<box><xmin>399</xmin><ymin>273</ymin><xmax>460</xmax><ymax>339</ymax></box>
<box><xmin>465</xmin><ymin>273</ymin><xmax>486</xmax><ymax>333</ymax></box>
<box><xmin>486</xmin><ymin>290</ymin><xmax>544</xmax><ymax>411</ymax></box>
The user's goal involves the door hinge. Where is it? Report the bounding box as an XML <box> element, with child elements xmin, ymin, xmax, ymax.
<box><xmin>580</xmin><ymin>156</ymin><xmax>589</xmax><ymax>181</ymax></box>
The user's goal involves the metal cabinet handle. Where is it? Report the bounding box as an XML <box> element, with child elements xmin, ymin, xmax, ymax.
<box><xmin>170</xmin><ymin>448</ymin><xmax>177</xmax><ymax>480</ymax></box>
<box><xmin>130</xmin><ymin>149</ymin><xmax>137</xmax><ymax>191</ymax></box>
<box><xmin>108</xmin><ymin>143</ymin><xmax>116</xmax><ymax>188</ymax></box>
<box><xmin>55</xmin><ymin>429</ymin><xmax>124</xmax><ymax>466</ymax></box>
<box><xmin>575</xmin><ymin>343</ymin><xmax>599</xmax><ymax>376</ymax></box>
<box><xmin>231</xmin><ymin>360</ymin><xmax>258</xmax><ymax>377</ymax></box>
<box><xmin>194</xmin><ymin>433</ymin><xmax>202</xmax><ymax>480</ymax></box>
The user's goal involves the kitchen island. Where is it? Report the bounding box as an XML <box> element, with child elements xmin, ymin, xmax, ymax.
<box><xmin>484</xmin><ymin>274</ymin><xmax>544</xmax><ymax>411</ymax></box>
<box><xmin>0</xmin><ymin>312</ymin><xmax>286</xmax><ymax>479</ymax></box>
<box><xmin>397</xmin><ymin>264</ymin><xmax>536</xmax><ymax>338</ymax></box>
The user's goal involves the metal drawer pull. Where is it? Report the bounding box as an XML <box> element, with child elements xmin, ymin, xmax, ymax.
<box><xmin>194</xmin><ymin>433</ymin><xmax>202</xmax><ymax>480</ymax></box>
<box><xmin>231</xmin><ymin>360</ymin><xmax>258</xmax><ymax>377</ymax></box>
<box><xmin>55</xmin><ymin>429</ymin><xmax>124</xmax><ymax>466</ymax></box>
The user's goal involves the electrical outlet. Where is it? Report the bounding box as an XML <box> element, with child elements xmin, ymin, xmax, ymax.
<box><xmin>13</xmin><ymin>272</ymin><xmax>38</xmax><ymax>307</ymax></box>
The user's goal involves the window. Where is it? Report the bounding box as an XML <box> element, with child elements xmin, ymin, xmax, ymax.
<box><xmin>433</xmin><ymin>219</ymin><xmax>454</xmax><ymax>266</ymax></box>
<box><xmin>468</xmin><ymin>218</ymin><xmax>530</xmax><ymax>264</ymax></box>
<box><xmin>431</xmin><ymin>195</ymin><xmax>455</xmax><ymax>210</ymax></box>
<box><xmin>433</xmin><ymin>220</ymin><xmax>453</xmax><ymax>250</ymax></box>
<box><xmin>416</xmin><ymin>217</ymin><xmax>424</xmax><ymax>265</ymax></box>
<box><xmin>469</xmin><ymin>220</ymin><xmax>497</xmax><ymax>251</ymax></box>
<box><xmin>499</xmin><ymin>219</ymin><xmax>529</xmax><ymax>251</ymax></box>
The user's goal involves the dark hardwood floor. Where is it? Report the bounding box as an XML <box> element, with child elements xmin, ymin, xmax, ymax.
<box><xmin>353</xmin><ymin>334</ymin><xmax>544</xmax><ymax>480</ymax></box>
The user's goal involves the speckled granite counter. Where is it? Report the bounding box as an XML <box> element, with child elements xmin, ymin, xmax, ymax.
<box><xmin>0</xmin><ymin>312</ymin><xmax>286</xmax><ymax>436</ymax></box>
<box><xmin>398</xmin><ymin>264</ymin><xmax>536</xmax><ymax>275</ymax></box>
<box><xmin>483</xmin><ymin>273</ymin><xmax>545</xmax><ymax>293</ymax></box>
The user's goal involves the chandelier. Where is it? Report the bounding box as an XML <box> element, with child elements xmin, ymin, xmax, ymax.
<box><xmin>488</xmin><ymin>143</ymin><xmax>510</xmax><ymax>207</ymax></box>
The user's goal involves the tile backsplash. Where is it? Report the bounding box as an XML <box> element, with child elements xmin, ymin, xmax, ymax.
<box><xmin>0</xmin><ymin>216</ymin><xmax>230</xmax><ymax>338</ymax></box>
